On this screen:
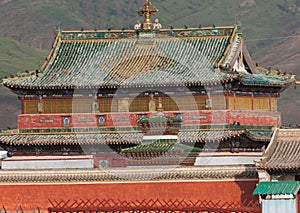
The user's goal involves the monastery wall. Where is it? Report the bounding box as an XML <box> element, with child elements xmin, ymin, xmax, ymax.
<box><xmin>0</xmin><ymin>180</ymin><xmax>258</xmax><ymax>212</ymax></box>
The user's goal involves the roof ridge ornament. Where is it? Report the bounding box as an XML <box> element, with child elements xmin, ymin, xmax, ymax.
<box><xmin>137</xmin><ymin>0</ymin><xmax>158</xmax><ymax>29</ymax></box>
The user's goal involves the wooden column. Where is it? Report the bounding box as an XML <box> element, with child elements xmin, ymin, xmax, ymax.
<box><xmin>21</xmin><ymin>98</ymin><xmax>25</xmax><ymax>114</ymax></box>
<box><xmin>269</xmin><ymin>94</ymin><xmax>272</xmax><ymax>111</ymax></box>
<box><xmin>251</xmin><ymin>93</ymin><xmax>254</xmax><ymax>111</ymax></box>
<box><xmin>234</xmin><ymin>93</ymin><xmax>236</xmax><ymax>110</ymax></box>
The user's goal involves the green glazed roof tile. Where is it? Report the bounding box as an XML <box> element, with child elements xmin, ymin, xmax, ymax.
<box><xmin>253</xmin><ymin>181</ymin><xmax>300</xmax><ymax>195</ymax></box>
<box><xmin>121</xmin><ymin>140</ymin><xmax>201</xmax><ymax>153</ymax></box>
<box><xmin>4</xmin><ymin>30</ymin><xmax>233</xmax><ymax>88</ymax></box>
<box><xmin>0</xmin><ymin>130</ymin><xmax>246</xmax><ymax>146</ymax></box>
<box><xmin>3</xmin><ymin>28</ymin><xmax>294</xmax><ymax>89</ymax></box>
<box><xmin>240</xmin><ymin>74</ymin><xmax>295</xmax><ymax>86</ymax></box>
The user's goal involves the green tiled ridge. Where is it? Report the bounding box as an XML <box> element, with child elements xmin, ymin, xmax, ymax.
<box><xmin>59</xmin><ymin>27</ymin><xmax>235</xmax><ymax>41</ymax></box>
<box><xmin>253</xmin><ymin>181</ymin><xmax>300</xmax><ymax>196</ymax></box>
<box><xmin>240</xmin><ymin>74</ymin><xmax>294</xmax><ymax>86</ymax></box>
<box><xmin>248</xmin><ymin>130</ymin><xmax>272</xmax><ymax>139</ymax></box>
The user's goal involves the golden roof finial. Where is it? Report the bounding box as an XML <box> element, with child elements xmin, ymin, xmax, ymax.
<box><xmin>137</xmin><ymin>0</ymin><xmax>158</xmax><ymax>29</ymax></box>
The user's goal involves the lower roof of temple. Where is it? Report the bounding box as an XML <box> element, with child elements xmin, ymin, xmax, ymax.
<box><xmin>256</xmin><ymin>128</ymin><xmax>300</xmax><ymax>175</ymax></box>
<box><xmin>0</xmin><ymin>165</ymin><xmax>258</xmax><ymax>183</ymax></box>
<box><xmin>0</xmin><ymin>129</ymin><xmax>270</xmax><ymax>146</ymax></box>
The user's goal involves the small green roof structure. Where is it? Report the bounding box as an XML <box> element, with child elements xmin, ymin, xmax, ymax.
<box><xmin>253</xmin><ymin>181</ymin><xmax>300</xmax><ymax>196</ymax></box>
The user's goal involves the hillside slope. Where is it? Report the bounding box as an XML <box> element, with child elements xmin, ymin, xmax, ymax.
<box><xmin>0</xmin><ymin>38</ymin><xmax>48</xmax><ymax>79</ymax></box>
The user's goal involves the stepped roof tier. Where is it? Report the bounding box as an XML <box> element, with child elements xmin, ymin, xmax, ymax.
<box><xmin>0</xmin><ymin>1</ymin><xmax>297</xmax><ymax>212</ymax></box>
<box><xmin>256</xmin><ymin>129</ymin><xmax>300</xmax><ymax>175</ymax></box>
<box><xmin>2</xmin><ymin>27</ymin><xmax>295</xmax><ymax>90</ymax></box>
<box><xmin>0</xmin><ymin>165</ymin><xmax>257</xmax><ymax>183</ymax></box>
<box><xmin>0</xmin><ymin>0</ymin><xmax>294</xmax><ymax>166</ymax></box>
<box><xmin>0</xmin><ymin>129</ymin><xmax>247</xmax><ymax>146</ymax></box>
<box><xmin>0</xmin><ymin>0</ymin><xmax>292</xmax><ymax>158</ymax></box>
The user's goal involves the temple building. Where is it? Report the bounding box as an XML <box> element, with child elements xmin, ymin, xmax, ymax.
<box><xmin>0</xmin><ymin>0</ymin><xmax>297</xmax><ymax>212</ymax></box>
<box><xmin>253</xmin><ymin>128</ymin><xmax>300</xmax><ymax>213</ymax></box>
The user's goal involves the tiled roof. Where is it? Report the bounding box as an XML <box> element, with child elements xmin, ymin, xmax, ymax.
<box><xmin>257</xmin><ymin>129</ymin><xmax>300</xmax><ymax>174</ymax></box>
<box><xmin>253</xmin><ymin>181</ymin><xmax>300</xmax><ymax>195</ymax></box>
<box><xmin>121</xmin><ymin>140</ymin><xmax>201</xmax><ymax>153</ymax></box>
<box><xmin>3</xmin><ymin>27</ymin><xmax>290</xmax><ymax>89</ymax></box>
<box><xmin>0</xmin><ymin>129</ymin><xmax>246</xmax><ymax>146</ymax></box>
<box><xmin>3</xmin><ymin>29</ymin><xmax>232</xmax><ymax>89</ymax></box>
<box><xmin>246</xmin><ymin>130</ymin><xmax>273</xmax><ymax>142</ymax></box>
<box><xmin>0</xmin><ymin>133</ymin><xmax>143</xmax><ymax>146</ymax></box>
<box><xmin>0</xmin><ymin>165</ymin><xmax>258</xmax><ymax>183</ymax></box>
<box><xmin>178</xmin><ymin>129</ymin><xmax>245</xmax><ymax>143</ymax></box>
<box><xmin>3</xmin><ymin>27</ymin><xmax>294</xmax><ymax>89</ymax></box>
<box><xmin>240</xmin><ymin>74</ymin><xmax>295</xmax><ymax>87</ymax></box>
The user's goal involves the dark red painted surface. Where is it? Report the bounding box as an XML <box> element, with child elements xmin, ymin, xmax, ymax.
<box><xmin>0</xmin><ymin>180</ymin><xmax>258</xmax><ymax>212</ymax></box>
<box><xmin>94</xmin><ymin>155</ymin><xmax>126</xmax><ymax>168</ymax></box>
<box><xmin>18</xmin><ymin>110</ymin><xmax>280</xmax><ymax>129</ymax></box>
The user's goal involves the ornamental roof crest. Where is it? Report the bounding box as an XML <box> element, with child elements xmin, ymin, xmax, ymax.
<box><xmin>137</xmin><ymin>0</ymin><xmax>158</xmax><ymax>29</ymax></box>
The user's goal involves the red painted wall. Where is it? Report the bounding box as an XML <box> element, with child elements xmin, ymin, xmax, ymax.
<box><xmin>18</xmin><ymin>110</ymin><xmax>280</xmax><ymax>130</ymax></box>
<box><xmin>0</xmin><ymin>180</ymin><xmax>258</xmax><ymax>212</ymax></box>
<box><xmin>297</xmin><ymin>195</ymin><xmax>300</xmax><ymax>213</ymax></box>
<box><xmin>229</xmin><ymin>111</ymin><xmax>280</xmax><ymax>126</ymax></box>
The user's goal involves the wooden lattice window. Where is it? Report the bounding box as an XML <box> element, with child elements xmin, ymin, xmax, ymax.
<box><xmin>162</xmin><ymin>96</ymin><xmax>179</xmax><ymax>111</ymax></box>
<box><xmin>235</xmin><ymin>96</ymin><xmax>252</xmax><ymax>110</ymax></box>
<box><xmin>118</xmin><ymin>98</ymin><xmax>129</xmax><ymax>112</ymax></box>
<box><xmin>253</xmin><ymin>97</ymin><xmax>270</xmax><ymax>111</ymax></box>
<box><xmin>270</xmin><ymin>97</ymin><xmax>277</xmax><ymax>111</ymax></box>
<box><xmin>99</xmin><ymin>98</ymin><xmax>115</xmax><ymax>113</ymax></box>
<box><xmin>72</xmin><ymin>99</ymin><xmax>94</xmax><ymax>113</ymax></box>
<box><xmin>211</xmin><ymin>95</ymin><xmax>226</xmax><ymax>110</ymax></box>
<box><xmin>194</xmin><ymin>95</ymin><xmax>207</xmax><ymax>110</ymax></box>
<box><xmin>227</xmin><ymin>95</ymin><xmax>235</xmax><ymax>110</ymax></box>
<box><xmin>44</xmin><ymin>99</ymin><xmax>72</xmax><ymax>113</ymax></box>
<box><xmin>129</xmin><ymin>97</ymin><xmax>149</xmax><ymax>112</ymax></box>
<box><xmin>168</xmin><ymin>95</ymin><xmax>207</xmax><ymax>111</ymax></box>
<box><xmin>23</xmin><ymin>100</ymin><xmax>38</xmax><ymax>114</ymax></box>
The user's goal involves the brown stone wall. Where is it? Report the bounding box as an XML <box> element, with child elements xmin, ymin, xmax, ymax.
<box><xmin>0</xmin><ymin>180</ymin><xmax>258</xmax><ymax>212</ymax></box>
